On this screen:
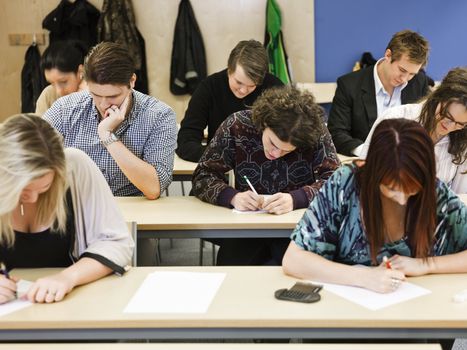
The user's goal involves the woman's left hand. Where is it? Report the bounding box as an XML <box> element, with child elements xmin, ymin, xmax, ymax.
<box><xmin>388</xmin><ymin>255</ymin><xmax>431</xmax><ymax>276</ymax></box>
<box><xmin>26</xmin><ymin>272</ymin><xmax>75</xmax><ymax>303</ymax></box>
<box><xmin>262</xmin><ymin>193</ymin><xmax>293</xmax><ymax>215</ymax></box>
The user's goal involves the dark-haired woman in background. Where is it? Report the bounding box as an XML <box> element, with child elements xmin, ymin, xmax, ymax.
<box><xmin>283</xmin><ymin>118</ymin><xmax>467</xmax><ymax>294</ymax></box>
<box><xmin>35</xmin><ymin>40</ymin><xmax>88</xmax><ymax>115</ymax></box>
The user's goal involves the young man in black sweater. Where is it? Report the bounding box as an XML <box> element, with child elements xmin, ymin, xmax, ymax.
<box><xmin>176</xmin><ymin>39</ymin><xmax>283</xmax><ymax>162</ymax></box>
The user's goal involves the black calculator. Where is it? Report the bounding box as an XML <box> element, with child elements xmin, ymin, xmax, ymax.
<box><xmin>275</xmin><ymin>282</ymin><xmax>322</xmax><ymax>303</ymax></box>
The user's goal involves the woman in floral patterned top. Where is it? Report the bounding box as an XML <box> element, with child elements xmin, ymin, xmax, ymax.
<box><xmin>283</xmin><ymin>118</ymin><xmax>467</xmax><ymax>293</ymax></box>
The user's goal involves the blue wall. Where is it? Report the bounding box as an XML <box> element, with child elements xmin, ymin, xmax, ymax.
<box><xmin>314</xmin><ymin>0</ymin><xmax>467</xmax><ymax>82</ymax></box>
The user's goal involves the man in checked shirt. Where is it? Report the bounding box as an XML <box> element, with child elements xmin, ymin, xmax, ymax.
<box><xmin>44</xmin><ymin>42</ymin><xmax>177</xmax><ymax>199</ymax></box>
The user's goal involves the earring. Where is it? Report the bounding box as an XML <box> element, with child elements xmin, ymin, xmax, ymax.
<box><xmin>20</xmin><ymin>203</ymin><xmax>25</xmax><ymax>216</ymax></box>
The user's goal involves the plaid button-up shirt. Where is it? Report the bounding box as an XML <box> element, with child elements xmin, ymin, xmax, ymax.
<box><xmin>44</xmin><ymin>90</ymin><xmax>177</xmax><ymax>196</ymax></box>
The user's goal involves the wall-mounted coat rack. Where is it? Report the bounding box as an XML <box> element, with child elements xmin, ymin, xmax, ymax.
<box><xmin>8</xmin><ymin>33</ymin><xmax>46</xmax><ymax>46</ymax></box>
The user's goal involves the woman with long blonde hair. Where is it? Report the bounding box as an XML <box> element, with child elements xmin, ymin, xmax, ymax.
<box><xmin>0</xmin><ymin>114</ymin><xmax>133</xmax><ymax>304</ymax></box>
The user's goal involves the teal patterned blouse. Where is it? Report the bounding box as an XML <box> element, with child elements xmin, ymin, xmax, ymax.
<box><xmin>291</xmin><ymin>163</ymin><xmax>467</xmax><ymax>266</ymax></box>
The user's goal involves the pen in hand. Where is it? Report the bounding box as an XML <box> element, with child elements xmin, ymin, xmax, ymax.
<box><xmin>383</xmin><ymin>256</ymin><xmax>392</xmax><ymax>269</ymax></box>
<box><xmin>0</xmin><ymin>263</ymin><xmax>10</xmax><ymax>280</ymax></box>
<box><xmin>0</xmin><ymin>262</ymin><xmax>17</xmax><ymax>300</ymax></box>
<box><xmin>243</xmin><ymin>176</ymin><xmax>258</xmax><ymax>195</ymax></box>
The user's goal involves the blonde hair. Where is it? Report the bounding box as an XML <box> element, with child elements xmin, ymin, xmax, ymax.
<box><xmin>0</xmin><ymin>114</ymin><xmax>68</xmax><ymax>246</ymax></box>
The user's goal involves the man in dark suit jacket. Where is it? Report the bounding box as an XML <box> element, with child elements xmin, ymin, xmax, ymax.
<box><xmin>328</xmin><ymin>30</ymin><xmax>430</xmax><ymax>156</ymax></box>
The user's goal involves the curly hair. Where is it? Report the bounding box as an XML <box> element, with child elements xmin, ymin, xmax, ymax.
<box><xmin>251</xmin><ymin>85</ymin><xmax>325</xmax><ymax>150</ymax></box>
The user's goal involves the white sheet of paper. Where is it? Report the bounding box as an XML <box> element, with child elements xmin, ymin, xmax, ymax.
<box><xmin>124</xmin><ymin>271</ymin><xmax>226</xmax><ymax>313</ymax></box>
<box><xmin>313</xmin><ymin>280</ymin><xmax>431</xmax><ymax>310</ymax></box>
<box><xmin>0</xmin><ymin>279</ymin><xmax>34</xmax><ymax>317</ymax></box>
<box><xmin>232</xmin><ymin>209</ymin><xmax>268</xmax><ymax>214</ymax></box>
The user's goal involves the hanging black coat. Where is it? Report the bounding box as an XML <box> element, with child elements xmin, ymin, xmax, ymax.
<box><xmin>170</xmin><ymin>0</ymin><xmax>207</xmax><ymax>95</ymax></box>
<box><xmin>97</xmin><ymin>0</ymin><xmax>148</xmax><ymax>94</ymax></box>
<box><xmin>21</xmin><ymin>44</ymin><xmax>46</xmax><ymax>113</ymax></box>
<box><xmin>42</xmin><ymin>0</ymin><xmax>100</xmax><ymax>48</ymax></box>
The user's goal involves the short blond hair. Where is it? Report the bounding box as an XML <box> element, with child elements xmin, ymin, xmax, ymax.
<box><xmin>0</xmin><ymin>114</ymin><xmax>68</xmax><ymax>246</ymax></box>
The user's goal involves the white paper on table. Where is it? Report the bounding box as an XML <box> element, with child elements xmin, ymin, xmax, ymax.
<box><xmin>0</xmin><ymin>280</ymin><xmax>34</xmax><ymax>317</ymax></box>
<box><xmin>124</xmin><ymin>271</ymin><xmax>226</xmax><ymax>313</ymax></box>
<box><xmin>232</xmin><ymin>209</ymin><xmax>268</xmax><ymax>214</ymax></box>
<box><xmin>312</xmin><ymin>280</ymin><xmax>431</xmax><ymax>310</ymax></box>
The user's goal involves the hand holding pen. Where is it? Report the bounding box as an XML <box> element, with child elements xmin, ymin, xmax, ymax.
<box><xmin>382</xmin><ymin>256</ymin><xmax>405</xmax><ymax>292</ymax></box>
<box><xmin>0</xmin><ymin>262</ymin><xmax>17</xmax><ymax>304</ymax></box>
<box><xmin>230</xmin><ymin>176</ymin><xmax>263</xmax><ymax>211</ymax></box>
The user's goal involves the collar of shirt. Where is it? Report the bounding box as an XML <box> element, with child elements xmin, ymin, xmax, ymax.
<box><xmin>374</xmin><ymin>58</ymin><xmax>407</xmax><ymax>116</ymax></box>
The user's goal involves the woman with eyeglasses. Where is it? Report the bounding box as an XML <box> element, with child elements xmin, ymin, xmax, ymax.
<box><xmin>361</xmin><ymin>67</ymin><xmax>467</xmax><ymax>194</ymax></box>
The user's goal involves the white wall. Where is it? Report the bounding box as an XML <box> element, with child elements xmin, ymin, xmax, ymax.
<box><xmin>0</xmin><ymin>0</ymin><xmax>314</xmax><ymax>122</ymax></box>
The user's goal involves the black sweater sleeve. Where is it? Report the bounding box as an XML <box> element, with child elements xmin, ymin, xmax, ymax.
<box><xmin>176</xmin><ymin>80</ymin><xmax>211</xmax><ymax>162</ymax></box>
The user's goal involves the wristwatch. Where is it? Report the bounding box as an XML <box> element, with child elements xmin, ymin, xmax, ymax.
<box><xmin>100</xmin><ymin>131</ymin><xmax>119</xmax><ymax>147</ymax></box>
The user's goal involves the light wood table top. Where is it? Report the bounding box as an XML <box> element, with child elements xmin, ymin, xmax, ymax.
<box><xmin>1</xmin><ymin>267</ymin><xmax>466</xmax><ymax>341</ymax></box>
<box><xmin>117</xmin><ymin>196</ymin><xmax>305</xmax><ymax>233</ymax></box>
<box><xmin>173</xmin><ymin>154</ymin><xmax>197</xmax><ymax>176</ymax></box>
<box><xmin>0</xmin><ymin>343</ymin><xmax>442</xmax><ymax>350</ymax></box>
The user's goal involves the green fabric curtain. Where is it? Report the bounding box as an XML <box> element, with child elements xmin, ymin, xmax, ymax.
<box><xmin>265</xmin><ymin>0</ymin><xmax>291</xmax><ymax>84</ymax></box>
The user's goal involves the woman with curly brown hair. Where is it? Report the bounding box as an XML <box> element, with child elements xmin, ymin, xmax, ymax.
<box><xmin>192</xmin><ymin>85</ymin><xmax>340</xmax><ymax>265</ymax></box>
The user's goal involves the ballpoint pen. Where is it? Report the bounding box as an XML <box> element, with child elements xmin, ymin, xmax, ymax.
<box><xmin>383</xmin><ymin>256</ymin><xmax>392</xmax><ymax>269</ymax></box>
<box><xmin>0</xmin><ymin>263</ymin><xmax>10</xmax><ymax>279</ymax></box>
<box><xmin>243</xmin><ymin>175</ymin><xmax>258</xmax><ymax>195</ymax></box>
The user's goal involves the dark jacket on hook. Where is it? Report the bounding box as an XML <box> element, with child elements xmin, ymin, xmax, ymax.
<box><xmin>97</xmin><ymin>0</ymin><xmax>148</xmax><ymax>94</ymax></box>
<box><xmin>21</xmin><ymin>44</ymin><xmax>46</xmax><ymax>113</ymax></box>
<box><xmin>170</xmin><ymin>0</ymin><xmax>207</xmax><ymax>95</ymax></box>
<box><xmin>42</xmin><ymin>0</ymin><xmax>100</xmax><ymax>48</ymax></box>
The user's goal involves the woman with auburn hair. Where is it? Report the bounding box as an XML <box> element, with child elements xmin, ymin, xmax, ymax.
<box><xmin>0</xmin><ymin>114</ymin><xmax>133</xmax><ymax>305</ymax></box>
<box><xmin>361</xmin><ymin>67</ymin><xmax>467</xmax><ymax>194</ymax></box>
<box><xmin>283</xmin><ymin>118</ymin><xmax>467</xmax><ymax>294</ymax></box>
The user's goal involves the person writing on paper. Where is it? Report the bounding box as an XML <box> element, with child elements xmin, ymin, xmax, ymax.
<box><xmin>0</xmin><ymin>114</ymin><xmax>134</xmax><ymax>304</ymax></box>
<box><xmin>192</xmin><ymin>85</ymin><xmax>340</xmax><ymax>265</ymax></box>
<box><xmin>35</xmin><ymin>40</ymin><xmax>88</xmax><ymax>115</ymax></box>
<box><xmin>360</xmin><ymin>67</ymin><xmax>467</xmax><ymax>194</ymax></box>
<box><xmin>43</xmin><ymin>42</ymin><xmax>177</xmax><ymax>199</ymax></box>
<box><xmin>283</xmin><ymin>118</ymin><xmax>467</xmax><ymax>293</ymax></box>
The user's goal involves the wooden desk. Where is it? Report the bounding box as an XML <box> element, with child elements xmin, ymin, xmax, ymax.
<box><xmin>0</xmin><ymin>343</ymin><xmax>442</xmax><ymax>350</ymax></box>
<box><xmin>117</xmin><ymin>196</ymin><xmax>305</xmax><ymax>239</ymax></box>
<box><xmin>337</xmin><ymin>153</ymin><xmax>357</xmax><ymax>163</ymax></box>
<box><xmin>173</xmin><ymin>155</ymin><xmax>197</xmax><ymax>181</ymax></box>
<box><xmin>296</xmin><ymin>82</ymin><xmax>337</xmax><ymax>104</ymax></box>
<box><xmin>0</xmin><ymin>267</ymin><xmax>465</xmax><ymax>341</ymax></box>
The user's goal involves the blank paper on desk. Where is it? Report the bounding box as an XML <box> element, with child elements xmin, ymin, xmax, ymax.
<box><xmin>315</xmin><ymin>280</ymin><xmax>431</xmax><ymax>310</ymax></box>
<box><xmin>124</xmin><ymin>271</ymin><xmax>226</xmax><ymax>313</ymax></box>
